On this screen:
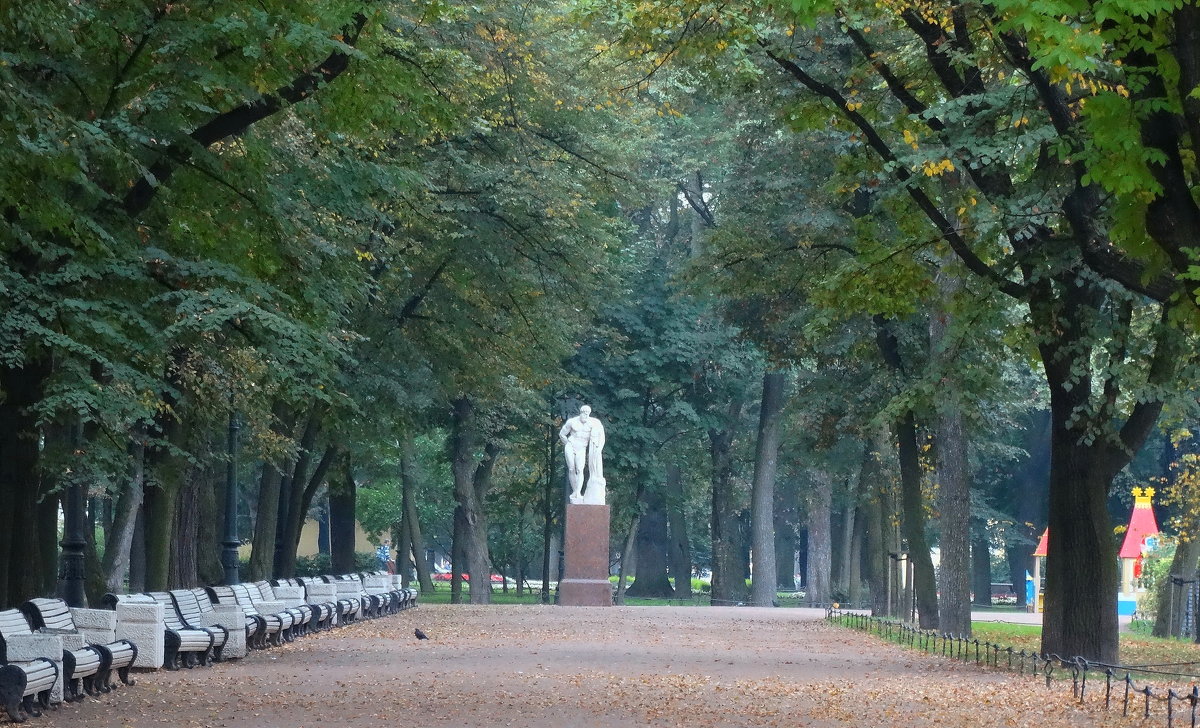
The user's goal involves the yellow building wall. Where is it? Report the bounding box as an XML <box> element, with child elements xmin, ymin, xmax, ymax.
<box><xmin>237</xmin><ymin>520</ymin><xmax>375</xmax><ymax>560</ymax></box>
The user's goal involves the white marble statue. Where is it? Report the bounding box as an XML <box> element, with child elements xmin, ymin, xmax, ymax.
<box><xmin>559</xmin><ymin>404</ymin><xmax>606</xmax><ymax>505</ymax></box>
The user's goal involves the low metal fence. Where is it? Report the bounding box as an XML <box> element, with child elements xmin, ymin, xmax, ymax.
<box><xmin>828</xmin><ymin>609</ymin><xmax>1200</xmax><ymax>728</ymax></box>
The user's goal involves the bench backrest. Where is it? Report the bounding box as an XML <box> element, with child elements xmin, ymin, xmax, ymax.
<box><xmin>20</xmin><ymin>597</ymin><xmax>76</xmax><ymax>632</ymax></box>
<box><xmin>169</xmin><ymin>589</ymin><xmax>209</xmax><ymax>625</ymax></box>
<box><xmin>147</xmin><ymin>592</ymin><xmax>189</xmax><ymax>631</ymax></box>
<box><xmin>229</xmin><ymin>583</ymin><xmax>259</xmax><ymax>606</ymax></box>
<box><xmin>0</xmin><ymin>609</ymin><xmax>35</xmax><ymax>663</ymax></box>
<box><xmin>251</xmin><ymin>581</ymin><xmax>277</xmax><ymax>601</ymax></box>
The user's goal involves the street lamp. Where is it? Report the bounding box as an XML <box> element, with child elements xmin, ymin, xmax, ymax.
<box><xmin>58</xmin><ymin>422</ymin><xmax>87</xmax><ymax>607</ymax></box>
<box><xmin>221</xmin><ymin>410</ymin><xmax>241</xmax><ymax>585</ymax></box>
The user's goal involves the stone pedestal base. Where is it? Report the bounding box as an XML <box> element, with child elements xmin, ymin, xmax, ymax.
<box><xmin>560</xmin><ymin>504</ymin><xmax>611</xmax><ymax>607</ymax></box>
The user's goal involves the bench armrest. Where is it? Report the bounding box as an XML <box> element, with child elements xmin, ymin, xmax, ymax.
<box><xmin>271</xmin><ymin>586</ymin><xmax>305</xmax><ymax>605</ymax></box>
<box><xmin>5</xmin><ymin>633</ymin><xmax>63</xmax><ymax>662</ymax></box>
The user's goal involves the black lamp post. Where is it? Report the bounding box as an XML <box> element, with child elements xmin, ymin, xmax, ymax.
<box><xmin>58</xmin><ymin>420</ymin><xmax>88</xmax><ymax>607</ymax></box>
<box><xmin>221</xmin><ymin>410</ymin><xmax>241</xmax><ymax>585</ymax></box>
<box><xmin>59</xmin><ymin>481</ymin><xmax>87</xmax><ymax>607</ymax></box>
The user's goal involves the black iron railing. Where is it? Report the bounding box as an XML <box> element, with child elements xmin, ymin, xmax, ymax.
<box><xmin>828</xmin><ymin>609</ymin><xmax>1200</xmax><ymax>728</ymax></box>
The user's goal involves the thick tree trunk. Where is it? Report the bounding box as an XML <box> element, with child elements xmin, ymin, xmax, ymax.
<box><xmin>930</xmin><ymin>269</ymin><xmax>972</xmax><ymax>634</ymax></box>
<box><xmin>805</xmin><ymin>469</ymin><xmax>833</xmax><ymax>606</ymax></box>
<box><xmin>0</xmin><ymin>360</ymin><xmax>48</xmax><ymax>609</ymax></box>
<box><xmin>248</xmin><ymin>463</ymin><xmax>282</xmax><ymax>581</ymax></box>
<box><xmin>1041</xmin><ymin>438</ymin><xmax>1120</xmax><ymax>661</ymax></box>
<box><xmin>750</xmin><ymin>371</ymin><xmax>785</xmax><ymax>606</ymax></box>
<box><xmin>328</xmin><ymin>457</ymin><xmax>357</xmax><ymax>574</ymax></box>
<box><xmin>710</xmin><ymin>399</ymin><xmax>747</xmax><ymax>606</ymax></box>
<box><xmin>171</xmin><ymin>470</ymin><xmax>201</xmax><ymax>587</ymax></box>
<box><xmin>195</xmin><ymin>462</ymin><xmax>223</xmax><ymax>586</ymax></box>
<box><xmin>934</xmin><ymin>407</ymin><xmax>972</xmax><ymax>634</ymax></box>
<box><xmin>143</xmin><ymin>480</ymin><xmax>179</xmax><ymax>591</ymax></box>
<box><xmin>36</xmin><ymin>489</ymin><xmax>59</xmax><ymax>598</ymax></box>
<box><xmin>835</xmin><ymin>473</ymin><xmax>859</xmax><ymax>601</ymax></box>
<box><xmin>848</xmin><ymin>505</ymin><xmax>865</xmax><ymax>604</ymax></box>
<box><xmin>626</xmin><ymin>487</ymin><xmax>674</xmax><ymax>598</ymax></box>
<box><xmin>665</xmin><ymin>465</ymin><xmax>692</xmax><ymax>599</ymax></box>
<box><xmin>449</xmin><ymin>396</ymin><xmax>496</xmax><ymax>605</ymax></box>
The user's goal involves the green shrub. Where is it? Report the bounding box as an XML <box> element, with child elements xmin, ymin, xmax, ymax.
<box><xmin>294</xmin><ymin>552</ymin><xmax>378</xmax><ymax>577</ymax></box>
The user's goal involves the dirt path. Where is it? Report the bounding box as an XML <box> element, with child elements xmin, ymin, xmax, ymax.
<box><xmin>36</xmin><ymin>605</ymin><xmax>1130</xmax><ymax>727</ymax></box>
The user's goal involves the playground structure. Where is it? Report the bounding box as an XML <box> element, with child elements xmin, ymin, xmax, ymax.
<box><xmin>1026</xmin><ymin>486</ymin><xmax>1160</xmax><ymax>616</ymax></box>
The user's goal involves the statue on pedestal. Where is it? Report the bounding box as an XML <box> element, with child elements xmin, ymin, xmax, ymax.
<box><xmin>559</xmin><ymin>404</ymin><xmax>605</xmax><ymax>505</ymax></box>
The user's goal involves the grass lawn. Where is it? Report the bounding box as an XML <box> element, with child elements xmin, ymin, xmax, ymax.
<box><xmin>972</xmin><ymin>622</ymin><xmax>1200</xmax><ymax>680</ymax></box>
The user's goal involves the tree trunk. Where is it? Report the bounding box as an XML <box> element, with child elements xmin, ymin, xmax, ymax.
<box><xmin>665</xmin><ymin>464</ymin><xmax>692</xmax><ymax>599</ymax></box>
<box><xmin>750</xmin><ymin>371</ymin><xmax>785</xmax><ymax>607</ymax></box>
<box><xmin>248</xmin><ymin>463</ymin><xmax>282</xmax><ymax>581</ymax></box>
<box><xmin>710</xmin><ymin>399</ymin><xmax>747</xmax><ymax>606</ymax></box>
<box><xmin>328</xmin><ymin>456</ymin><xmax>357</xmax><ymax>574</ymax></box>
<box><xmin>615</xmin><ymin>510</ymin><xmax>640</xmax><ymax>605</ymax></box>
<box><xmin>1007</xmin><ymin>410</ymin><xmax>1051</xmax><ymax>610</ymax></box>
<box><xmin>103</xmin><ymin>432</ymin><xmax>145</xmax><ymax>593</ymax></box>
<box><xmin>625</xmin><ymin>487</ymin><xmax>674</xmax><ymax>598</ymax></box>
<box><xmin>36</xmin><ymin>489</ymin><xmax>59</xmax><ymax>598</ymax></box>
<box><xmin>1041</xmin><ymin>437</ymin><xmax>1120</xmax><ymax>660</ymax></box>
<box><xmin>129</xmin><ymin>506</ymin><xmax>146</xmax><ymax>592</ymax></box>
<box><xmin>0</xmin><ymin>359</ymin><xmax>49</xmax><ymax>609</ymax></box>
<box><xmin>972</xmin><ymin>530</ymin><xmax>993</xmax><ymax>607</ymax></box>
<box><xmin>248</xmin><ymin>401</ymin><xmax>293</xmax><ymax>581</ymax></box>
<box><xmin>895</xmin><ymin>412</ymin><xmax>939</xmax><ymax>628</ymax></box>
<box><xmin>875</xmin><ymin>316</ymin><xmax>938</xmax><ymax>627</ymax></box>
<box><xmin>451</xmin><ymin>506</ymin><xmax>466</xmax><ymax>605</ymax></box>
<box><xmin>848</xmin><ymin>505</ymin><xmax>865</xmax><ymax>605</ymax></box>
<box><xmin>805</xmin><ymin>469</ymin><xmax>833</xmax><ymax>606</ymax></box>
<box><xmin>449</xmin><ymin>396</ymin><xmax>496</xmax><ymax>605</ymax></box>
<box><xmin>934</xmin><ymin>406</ymin><xmax>972</xmax><ymax>634</ymax></box>
<box><xmin>189</xmin><ymin>451</ymin><xmax>223</xmax><ymax>587</ymax></box>
<box><xmin>861</xmin><ymin>440</ymin><xmax>893</xmax><ymax>615</ymax></box>
<box><xmin>774</xmin><ymin>478</ymin><xmax>798</xmax><ymax>591</ymax></box>
<box><xmin>400</xmin><ymin>436</ymin><xmax>434</xmax><ymax>593</ymax></box>
<box><xmin>171</xmin><ymin>470</ymin><xmax>201</xmax><ymax>587</ymax></box>
<box><xmin>835</xmin><ymin>474</ymin><xmax>859</xmax><ymax>601</ymax></box>
<box><xmin>277</xmin><ymin>405</ymin><xmax>325</xmax><ymax>578</ymax></box>
<box><xmin>930</xmin><ymin>266</ymin><xmax>972</xmax><ymax>634</ymax></box>
<box><xmin>1154</xmin><ymin>536</ymin><xmax>1200</xmax><ymax>638</ymax></box>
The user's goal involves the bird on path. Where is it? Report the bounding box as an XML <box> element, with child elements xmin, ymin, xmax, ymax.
<box><xmin>414</xmin><ymin>628</ymin><xmax>429</xmax><ymax>640</ymax></box>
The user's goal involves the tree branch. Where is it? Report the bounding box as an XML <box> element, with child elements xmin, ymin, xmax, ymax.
<box><xmin>760</xmin><ymin>43</ymin><xmax>1027</xmax><ymax>299</ymax></box>
<box><xmin>122</xmin><ymin>13</ymin><xmax>369</xmax><ymax>217</ymax></box>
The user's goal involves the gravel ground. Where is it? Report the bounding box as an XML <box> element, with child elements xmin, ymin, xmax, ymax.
<box><xmin>33</xmin><ymin>604</ymin><xmax>1136</xmax><ymax>727</ymax></box>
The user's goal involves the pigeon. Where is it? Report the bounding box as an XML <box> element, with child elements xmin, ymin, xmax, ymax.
<box><xmin>414</xmin><ymin>628</ymin><xmax>429</xmax><ymax>640</ymax></box>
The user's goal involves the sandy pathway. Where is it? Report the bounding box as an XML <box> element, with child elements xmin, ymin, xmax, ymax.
<box><xmin>34</xmin><ymin>605</ymin><xmax>1131</xmax><ymax>727</ymax></box>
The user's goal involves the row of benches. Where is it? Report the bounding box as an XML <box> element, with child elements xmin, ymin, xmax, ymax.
<box><xmin>0</xmin><ymin>599</ymin><xmax>138</xmax><ymax>723</ymax></box>
<box><xmin>0</xmin><ymin>573</ymin><xmax>418</xmax><ymax>723</ymax></box>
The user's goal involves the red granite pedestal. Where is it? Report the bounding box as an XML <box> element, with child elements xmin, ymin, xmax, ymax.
<box><xmin>559</xmin><ymin>503</ymin><xmax>612</xmax><ymax>607</ymax></box>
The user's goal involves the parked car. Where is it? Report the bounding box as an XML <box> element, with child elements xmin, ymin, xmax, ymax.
<box><xmin>431</xmin><ymin>572</ymin><xmax>504</xmax><ymax>582</ymax></box>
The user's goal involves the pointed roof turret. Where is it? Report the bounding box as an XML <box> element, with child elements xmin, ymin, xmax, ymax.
<box><xmin>1119</xmin><ymin>487</ymin><xmax>1160</xmax><ymax>559</ymax></box>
